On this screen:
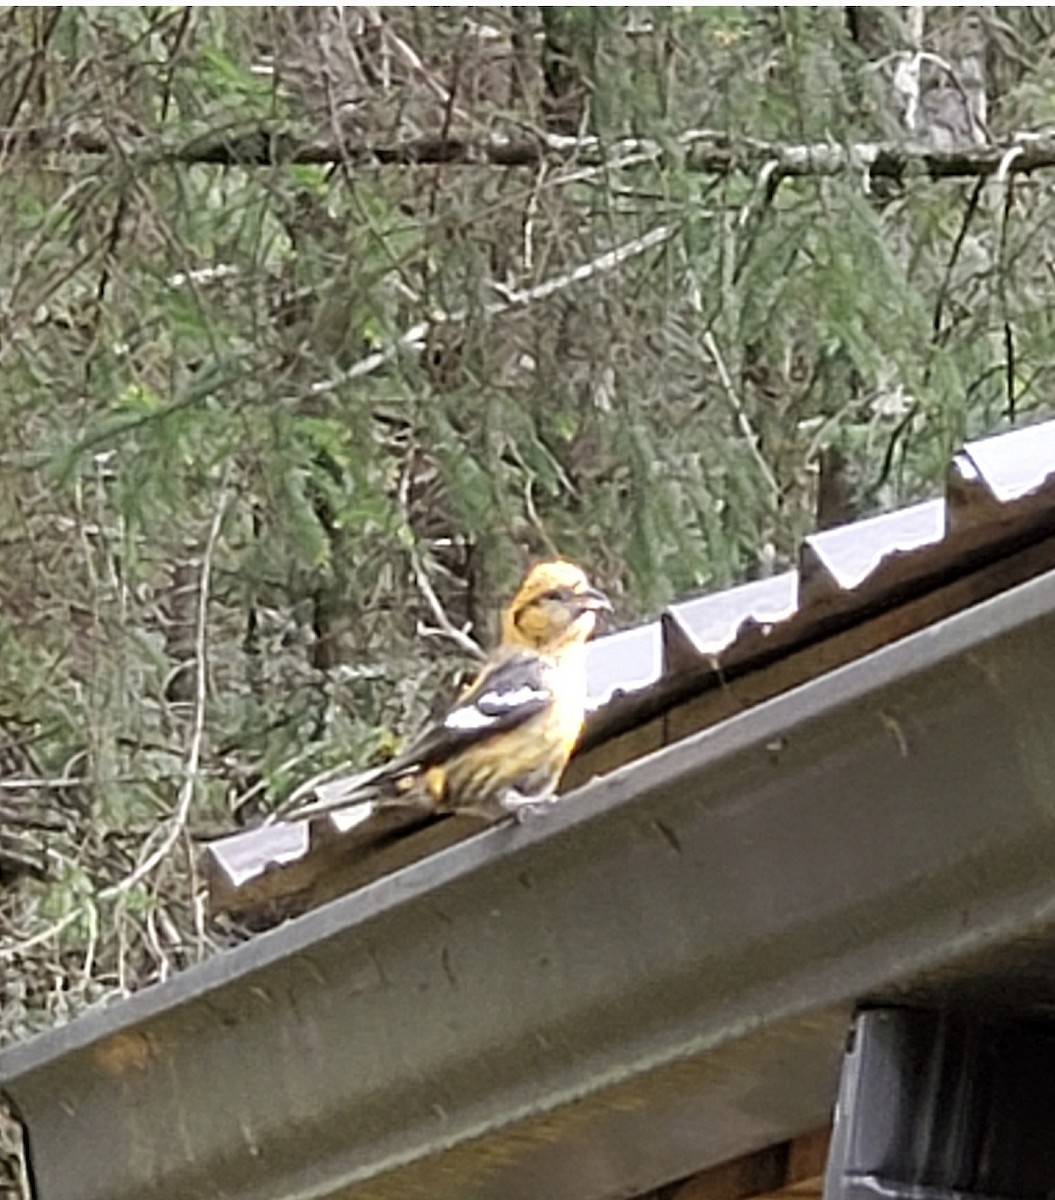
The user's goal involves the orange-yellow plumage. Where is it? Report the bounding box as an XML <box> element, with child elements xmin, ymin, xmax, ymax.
<box><xmin>293</xmin><ymin>560</ymin><xmax>611</xmax><ymax>821</ymax></box>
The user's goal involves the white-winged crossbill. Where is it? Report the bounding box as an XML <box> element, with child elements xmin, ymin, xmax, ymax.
<box><xmin>292</xmin><ymin>559</ymin><xmax>611</xmax><ymax>821</ymax></box>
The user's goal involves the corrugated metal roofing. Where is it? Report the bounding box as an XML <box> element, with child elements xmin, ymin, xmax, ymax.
<box><xmin>11</xmin><ymin>553</ymin><xmax>1055</xmax><ymax>1200</ymax></box>
<box><xmin>207</xmin><ymin>417</ymin><xmax>1055</xmax><ymax>922</ymax></box>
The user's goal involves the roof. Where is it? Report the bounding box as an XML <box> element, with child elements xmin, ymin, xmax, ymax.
<box><xmin>208</xmin><ymin>418</ymin><xmax>1055</xmax><ymax>923</ymax></box>
<box><xmin>9</xmin><ymin>560</ymin><xmax>1055</xmax><ymax>1199</ymax></box>
<box><xmin>8</xmin><ymin>418</ymin><xmax>1055</xmax><ymax>1200</ymax></box>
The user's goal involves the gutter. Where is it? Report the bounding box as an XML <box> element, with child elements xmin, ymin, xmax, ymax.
<box><xmin>7</xmin><ymin>565</ymin><xmax>1055</xmax><ymax>1199</ymax></box>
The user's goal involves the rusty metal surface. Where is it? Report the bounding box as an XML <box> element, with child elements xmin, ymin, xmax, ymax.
<box><xmin>205</xmin><ymin>418</ymin><xmax>1055</xmax><ymax>916</ymax></box>
<box><xmin>10</xmin><ymin>565</ymin><xmax>1055</xmax><ymax>1200</ymax></box>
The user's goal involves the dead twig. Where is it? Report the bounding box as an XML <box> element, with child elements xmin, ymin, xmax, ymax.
<box><xmin>488</xmin><ymin>223</ymin><xmax>675</xmax><ymax>308</ymax></box>
<box><xmin>932</xmin><ymin>176</ymin><xmax>985</xmax><ymax>342</ymax></box>
<box><xmin>409</xmin><ymin>544</ymin><xmax>485</xmax><ymax>660</ymax></box>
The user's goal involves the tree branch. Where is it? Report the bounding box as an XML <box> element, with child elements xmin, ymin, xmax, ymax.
<box><xmin>7</xmin><ymin>124</ymin><xmax>1055</xmax><ymax>180</ymax></box>
<box><xmin>311</xmin><ymin>223</ymin><xmax>676</xmax><ymax>393</ymax></box>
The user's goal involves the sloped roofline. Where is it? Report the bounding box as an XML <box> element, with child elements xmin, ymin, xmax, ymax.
<box><xmin>7</xmin><ymin>557</ymin><xmax>1055</xmax><ymax>1198</ymax></box>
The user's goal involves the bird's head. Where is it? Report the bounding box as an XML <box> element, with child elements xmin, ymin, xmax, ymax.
<box><xmin>501</xmin><ymin>560</ymin><xmax>612</xmax><ymax>653</ymax></box>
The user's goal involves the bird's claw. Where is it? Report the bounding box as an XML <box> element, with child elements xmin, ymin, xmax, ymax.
<box><xmin>500</xmin><ymin>790</ymin><xmax>559</xmax><ymax>823</ymax></box>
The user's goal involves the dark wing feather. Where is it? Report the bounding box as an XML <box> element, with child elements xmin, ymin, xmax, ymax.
<box><xmin>280</xmin><ymin>652</ymin><xmax>551</xmax><ymax>820</ymax></box>
<box><xmin>398</xmin><ymin>650</ymin><xmax>552</xmax><ymax>768</ymax></box>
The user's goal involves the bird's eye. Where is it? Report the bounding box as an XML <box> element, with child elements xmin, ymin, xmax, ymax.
<box><xmin>541</xmin><ymin>587</ymin><xmax>571</xmax><ymax>603</ymax></box>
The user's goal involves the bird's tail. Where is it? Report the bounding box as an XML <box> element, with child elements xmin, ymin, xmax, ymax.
<box><xmin>268</xmin><ymin>759</ymin><xmax>432</xmax><ymax>825</ymax></box>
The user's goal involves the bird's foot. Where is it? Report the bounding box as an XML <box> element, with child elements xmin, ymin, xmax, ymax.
<box><xmin>499</xmin><ymin>789</ymin><xmax>559</xmax><ymax>824</ymax></box>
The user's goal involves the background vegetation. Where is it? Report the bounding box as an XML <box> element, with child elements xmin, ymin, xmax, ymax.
<box><xmin>3</xmin><ymin>6</ymin><xmax>1055</xmax><ymax>1187</ymax></box>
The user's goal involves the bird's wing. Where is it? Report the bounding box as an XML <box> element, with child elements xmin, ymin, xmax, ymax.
<box><xmin>281</xmin><ymin>651</ymin><xmax>552</xmax><ymax>821</ymax></box>
<box><xmin>400</xmin><ymin>649</ymin><xmax>552</xmax><ymax>767</ymax></box>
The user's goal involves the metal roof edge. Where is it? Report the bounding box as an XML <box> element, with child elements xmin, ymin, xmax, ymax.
<box><xmin>204</xmin><ymin>418</ymin><xmax>1055</xmax><ymax>915</ymax></box>
<box><xmin>10</xmin><ymin>557</ymin><xmax>1055</xmax><ymax>1084</ymax></box>
<box><xmin>9</xmin><ymin>565</ymin><xmax>1055</xmax><ymax>1199</ymax></box>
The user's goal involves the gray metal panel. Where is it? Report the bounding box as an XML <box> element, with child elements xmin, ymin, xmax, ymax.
<box><xmin>10</xmin><ymin>567</ymin><xmax>1055</xmax><ymax>1200</ymax></box>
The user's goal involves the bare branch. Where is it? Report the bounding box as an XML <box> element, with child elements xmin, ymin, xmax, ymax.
<box><xmin>312</xmin><ymin>223</ymin><xmax>676</xmax><ymax>393</ymax></box>
<box><xmin>700</xmin><ymin>331</ymin><xmax>782</xmax><ymax>503</ymax></box>
<box><xmin>932</xmin><ymin>177</ymin><xmax>985</xmax><ymax>341</ymax></box>
<box><xmin>409</xmin><ymin>544</ymin><xmax>485</xmax><ymax>660</ymax></box>
<box><xmin>487</xmin><ymin>224</ymin><xmax>675</xmax><ymax>309</ymax></box>
<box><xmin>105</xmin><ymin>486</ymin><xmax>229</xmax><ymax>897</ymax></box>
<box><xmin>7</xmin><ymin>124</ymin><xmax>1055</xmax><ymax>181</ymax></box>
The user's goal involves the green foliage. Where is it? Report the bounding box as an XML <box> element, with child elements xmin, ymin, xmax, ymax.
<box><xmin>5</xmin><ymin>21</ymin><xmax>1055</xmax><ymax>1184</ymax></box>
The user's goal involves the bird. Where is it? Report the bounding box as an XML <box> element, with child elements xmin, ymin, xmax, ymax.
<box><xmin>286</xmin><ymin>559</ymin><xmax>611</xmax><ymax>822</ymax></box>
